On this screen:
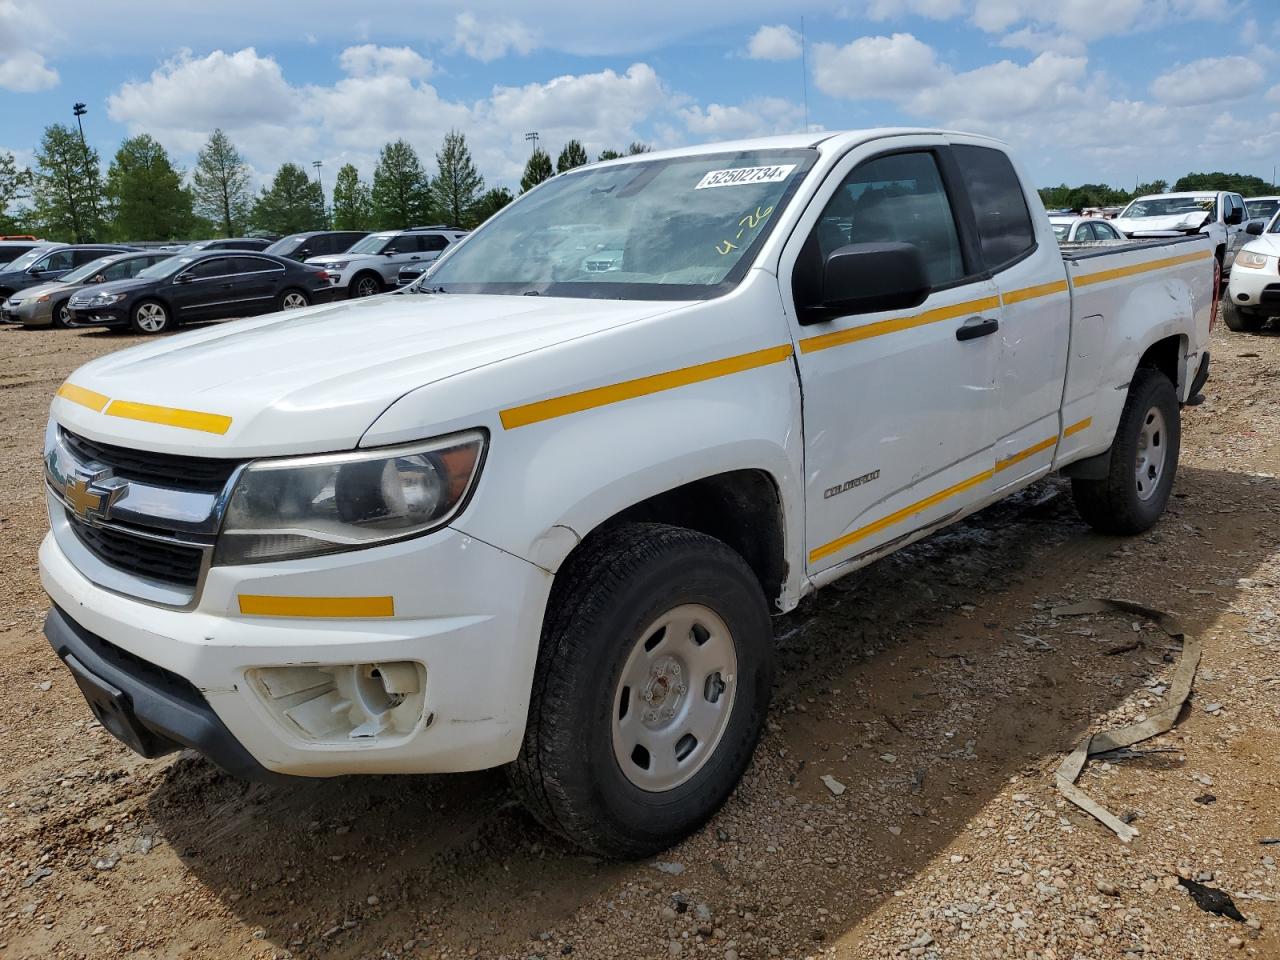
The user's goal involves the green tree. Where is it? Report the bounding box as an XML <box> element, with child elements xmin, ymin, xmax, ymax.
<box><xmin>191</xmin><ymin>129</ymin><xmax>251</xmax><ymax>236</ymax></box>
<box><xmin>31</xmin><ymin>123</ymin><xmax>104</xmax><ymax>241</ymax></box>
<box><xmin>597</xmin><ymin>149</ymin><xmax>623</xmax><ymax>162</ymax></box>
<box><xmin>520</xmin><ymin>147</ymin><xmax>554</xmax><ymax>193</ymax></box>
<box><xmin>556</xmin><ymin>139</ymin><xmax>589</xmax><ymax>173</ymax></box>
<box><xmin>473</xmin><ymin>186</ymin><xmax>514</xmax><ymax>224</ymax></box>
<box><xmin>431</xmin><ymin>130</ymin><xmax>484</xmax><ymax>228</ymax></box>
<box><xmin>103</xmin><ymin>134</ymin><xmax>195</xmax><ymax>241</ymax></box>
<box><xmin>250</xmin><ymin>163</ymin><xmax>324</xmax><ymax>235</ymax></box>
<box><xmin>627</xmin><ymin>141</ymin><xmax>653</xmax><ymax>155</ymax></box>
<box><xmin>331</xmin><ymin>163</ymin><xmax>373</xmax><ymax>230</ymax></box>
<box><xmin>0</xmin><ymin>151</ymin><xmax>32</xmax><ymax>233</ymax></box>
<box><xmin>371</xmin><ymin>139</ymin><xmax>432</xmax><ymax>228</ymax></box>
<box><xmin>1132</xmin><ymin>179</ymin><xmax>1168</xmax><ymax>197</ymax></box>
<box><xmin>1173</xmin><ymin>171</ymin><xmax>1271</xmax><ymax>194</ymax></box>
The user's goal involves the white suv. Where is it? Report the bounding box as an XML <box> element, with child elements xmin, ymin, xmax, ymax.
<box><xmin>306</xmin><ymin>227</ymin><xmax>466</xmax><ymax>298</ymax></box>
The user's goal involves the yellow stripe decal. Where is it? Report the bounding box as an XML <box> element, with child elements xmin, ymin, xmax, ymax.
<box><xmin>105</xmin><ymin>399</ymin><xmax>233</xmax><ymax>436</ymax></box>
<box><xmin>500</xmin><ymin>344</ymin><xmax>794</xmax><ymax>430</ymax></box>
<box><xmin>1063</xmin><ymin>416</ymin><xmax>1092</xmax><ymax>437</ymax></box>
<box><xmin>1002</xmin><ymin>279</ymin><xmax>1068</xmax><ymax>305</ymax></box>
<box><xmin>799</xmin><ymin>296</ymin><xmax>1000</xmax><ymax>354</ymax></box>
<box><xmin>995</xmin><ymin>434</ymin><xmax>1056</xmax><ymax>473</ymax></box>
<box><xmin>812</xmin><ymin>418</ymin><xmax>1094</xmax><ymax>565</ymax></box>
<box><xmin>1072</xmin><ymin>250</ymin><xmax>1211</xmax><ymax>288</ymax></box>
<box><xmin>56</xmin><ymin>382</ymin><xmax>110</xmax><ymax>413</ymax></box>
<box><xmin>238</xmin><ymin>595</ymin><xmax>396</xmax><ymax>618</ymax></box>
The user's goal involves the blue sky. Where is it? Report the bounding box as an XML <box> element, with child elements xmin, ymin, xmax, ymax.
<box><xmin>1</xmin><ymin>0</ymin><xmax>1275</xmax><ymax>197</ymax></box>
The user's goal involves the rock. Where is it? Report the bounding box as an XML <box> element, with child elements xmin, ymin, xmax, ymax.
<box><xmin>880</xmin><ymin>754</ymin><xmax>897</xmax><ymax>763</ymax></box>
<box><xmin>654</xmin><ymin>861</ymin><xmax>685</xmax><ymax>876</ymax></box>
<box><xmin>724</xmin><ymin>951</ymin><xmax>739</xmax><ymax>960</ymax></box>
<box><xmin>1228</xmin><ymin>936</ymin><xmax>1244</xmax><ymax>949</ymax></box>
<box><xmin>660</xmin><ymin>907</ymin><xmax>678</xmax><ymax>922</ymax></box>
<box><xmin>888</xmin><ymin>825</ymin><xmax>902</xmax><ymax>836</ymax></box>
<box><xmin>38</xmin><ymin>680</ymin><xmax>52</xmax><ymax>692</ymax></box>
<box><xmin>668</xmin><ymin>941</ymin><xmax>683</xmax><ymax>957</ymax></box>
<box><xmin>21</xmin><ymin>867</ymin><xmax>52</xmax><ymax>888</ymax></box>
<box><xmin>93</xmin><ymin>853</ymin><xmax>118</xmax><ymax>871</ymax></box>
<box><xmin>821</xmin><ymin>775</ymin><xmax>846</xmax><ymax>796</ymax></box>
<box><xmin>1096</xmin><ymin>880</ymin><xmax>1119</xmax><ymax>897</ymax></box>
<box><xmin>695</xmin><ymin>904</ymin><xmax>712</xmax><ymax>922</ymax></box>
<box><xmin>92</xmin><ymin>926</ymin><xmax>107</xmax><ymax>936</ymax></box>
<box><xmin>1203</xmin><ymin>702</ymin><xmax>1223</xmax><ymax>713</ymax></box>
<box><xmin>367</xmin><ymin>895</ymin><xmax>380</xmax><ymax>906</ymax></box>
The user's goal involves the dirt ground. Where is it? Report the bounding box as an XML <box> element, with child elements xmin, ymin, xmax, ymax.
<box><xmin>0</xmin><ymin>318</ymin><xmax>1277</xmax><ymax>960</ymax></box>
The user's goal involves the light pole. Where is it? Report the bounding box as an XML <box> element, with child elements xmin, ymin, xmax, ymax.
<box><xmin>312</xmin><ymin>160</ymin><xmax>326</xmax><ymax>228</ymax></box>
<box><xmin>72</xmin><ymin>102</ymin><xmax>97</xmax><ymax>240</ymax></box>
<box><xmin>524</xmin><ymin>131</ymin><xmax>540</xmax><ymax>153</ymax></box>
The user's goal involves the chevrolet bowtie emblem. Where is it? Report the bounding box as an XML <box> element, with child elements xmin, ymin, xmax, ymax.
<box><xmin>64</xmin><ymin>474</ymin><xmax>105</xmax><ymax>520</ymax></box>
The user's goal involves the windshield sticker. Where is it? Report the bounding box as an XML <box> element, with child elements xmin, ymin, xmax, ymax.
<box><xmin>695</xmin><ymin>164</ymin><xmax>796</xmax><ymax>190</ymax></box>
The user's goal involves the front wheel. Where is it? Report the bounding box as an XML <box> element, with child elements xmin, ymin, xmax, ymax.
<box><xmin>509</xmin><ymin>522</ymin><xmax>773</xmax><ymax>858</ymax></box>
<box><xmin>129</xmin><ymin>300</ymin><xmax>171</xmax><ymax>335</ymax></box>
<box><xmin>1071</xmin><ymin>368</ymin><xmax>1180</xmax><ymax>534</ymax></box>
<box><xmin>51</xmin><ymin>299</ymin><xmax>71</xmax><ymax>329</ymax></box>
<box><xmin>1222</xmin><ymin>298</ymin><xmax>1264</xmax><ymax>333</ymax></box>
<box><xmin>350</xmin><ymin>273</ymin><xmax>383</xmax><ymax>298</ymax></box>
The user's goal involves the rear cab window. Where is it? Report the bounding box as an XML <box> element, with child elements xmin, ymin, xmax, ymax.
<box><xmin>951</xmin><ymin>145</ymin><xmax>1036</xmax><ymax>272</ymax></box>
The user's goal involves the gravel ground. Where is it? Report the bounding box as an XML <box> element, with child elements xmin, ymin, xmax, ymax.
<box><xmin>0</xmin><ymin>319</ymin><xmax>1277</xmax><ymax>960</ymax></box>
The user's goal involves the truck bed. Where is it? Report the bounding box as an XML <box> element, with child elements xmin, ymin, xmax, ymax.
<box><xmin>1058</xmin><ymin>233</ymin><xmax>1209</xmax><ymax>262</ymax></box>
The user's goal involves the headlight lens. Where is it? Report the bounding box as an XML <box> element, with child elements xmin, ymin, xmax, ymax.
<box><xmin>1236</xmin><ymin>250</ymin><xmax>1270</xmax><ymax>270</ymax></box>
<box><xmin>214</xmin><ymin>430</ymin><xmax>486</xmax><ymax>565</ymax></box>
<box><xmin>87</xmin><ymin>292</ymin><xmax>127</xmax><ymax>306</ymax></box>
<box><xmin>326</xmin><ymin>260</ymin><xmax>349</xmax><ymax>271</ymax></box>
<box><xmin>36</xmin><ymin>294</ymin><xmax>50</xmax><ymax>303</ymax></box>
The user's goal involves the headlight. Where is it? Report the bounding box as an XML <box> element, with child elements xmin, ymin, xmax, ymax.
<box><xmin>213</xmin><ymin>430</ymin><xmax>486</xmax><ymax>565</ymax></box>
<box><xmin>36</xmin><ymin>294</ymin><xmax>50</xmax><ymax>303</ymax></box>
<box><xmin>325</xmin><ymin>260</ymin><xmax>349</xmax><ymax>271</ymax></box>
<box><xmin>87</xmin><ymin>292</ymin><xmax>127</xmax><ymax>306</ymax></box>
<box><xmin>1236</xmin><ymin>251</ymin><xmax>1270</xmax><ymax>270</ymax></box>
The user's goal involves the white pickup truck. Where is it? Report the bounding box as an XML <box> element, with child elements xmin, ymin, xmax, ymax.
<box><xmin>40</xmin><ymin>129</ymin><xmax>1215</xmax><ymax>858</ymax></box>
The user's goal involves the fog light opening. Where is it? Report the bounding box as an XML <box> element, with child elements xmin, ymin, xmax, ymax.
<box><xmin>249</xmin><ymin>661</ymin><xmax>426</xmax><ymax>743</ymax></box>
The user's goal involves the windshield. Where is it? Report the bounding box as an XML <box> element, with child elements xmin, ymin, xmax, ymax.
<box><xmin>5</xmin><ymin>247</ymin><xmax>53</xmax><ymax>271</ymax></box>
<box><xmin>60</xmin><ymin>255</ymin><xmax>125</xmax><ymax>285</ymax></box>
<box><xmin>347</xmin><ymin>233</ymin><xmax>394</xmax><ymax>255</ymax></box>
<box><xmin>1120</xmin><ymin>196</ymin><xmax>1214</xmax><ymax>219</ymax></box>
<box><xmin>137</xmin><ymin>255</ymin><xmax>195</xmax><ymax>279</ymax></box>
<box><xmin>1247</xmin><ymin>199</ymin><xmax>1280</xmax><ymax>220</ymax></box>
<box><xmin>1051</xmin><ymin>223</ymin><xmax>1070</xmax><ymax>239</ymax></box>
<box><xmin>266</xmin><ymin>235</ymin><xmax>304</xmax><ymax>255</ymax></box>
<box><xmin>425</xmin><ymin>149</ymin><xmax>816</xmax><ymax>299</ymax></box>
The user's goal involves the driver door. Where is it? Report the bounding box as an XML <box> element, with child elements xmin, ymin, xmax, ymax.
<box><xmin>782</xmin><ymin>144</ymin><xmax>1002</xmax><ymax>577</ymax></box>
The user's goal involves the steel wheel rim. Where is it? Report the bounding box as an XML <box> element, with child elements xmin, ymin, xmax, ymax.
<box><xmin>282</xmin><ymin>292</ymin><xmax>307</xmax><ymax>309</ymax></box>
<box><xmin>136</xmin><ymin>303</ymin><xmax>166</xmax><ymax>332</ymax></box>
<box><xmin>1135</xmin><ymin>404</ymin><xmax>1167</xmax><ymax>501</ymax></box>
<box><xmin>355</xmin><ymin>278</ymin><xmax>379</xmax><ymax>297</ymax></box>
<box><xmin>58</xmin><ymin>305</ymin><xmax>69</xmax><ymax>324</ymax></box>
<box><xmin>611</xmin><ymin>603</ymin><xmax>738</xmax><ymax>792</ymax></box>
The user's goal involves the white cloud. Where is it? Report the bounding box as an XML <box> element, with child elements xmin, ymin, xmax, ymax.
<box><xmin>811</xmin><ymin>33</ymin><xmax>946</xmax><ymax>100</ymax></box>
<box><xmin>337</xmin><ymin>44</ymin><xmax>433</xmax><ymax>79</ymax></box>
<box><xmin>453</xmin><ymin>12</ymin><xmax>539</xmax><ymax>62</ymax></box>
<box><xmin>487</xmin><ymin>64</ymin><xmax>668</xmax><ymax>144</ymax></box>
<box><xmin>746</xmin><ymin>25</ymin><xmax>802</xmax><ymax>61</ymax></box>
<box><xmin>1151</xmin><ymin>56</ymin><xmax>1265</xmax><ymax>107</ymax></box>
<box><xmin>972</xmin><ymin>0</ymin><xmax>1233</xmax><ymax>43</ymax></box>
<box><xmin>678</xmin><ymin>97</ymin><xmax>803</xmax><ymax>139</ymax></box>
<box><xmin>0</xmin><ymin>0</ymin><xmax>59</xmax><ymax>91</ymax></box>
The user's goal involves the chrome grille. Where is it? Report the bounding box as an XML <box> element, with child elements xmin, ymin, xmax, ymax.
<box><xmin>60</xmin><ymin>428</ymin><xmax>240</xmax><ymax>495</ymax></box>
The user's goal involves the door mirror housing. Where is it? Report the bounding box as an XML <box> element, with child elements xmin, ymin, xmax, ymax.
<box><xmin>1246</xmin><ymin>221</ymin><xmax>1264</xmax><ymax>235</ymax></box>
<box><xmin>173</xmin><ymin>273</ymin><xmax>194</xmax><ymax>284</ymax></box>
<box><xmin>1225</xmin><ymin>207</ymin><xmax>1244</xmax><ymax>226</ymax></box>
<box><xmin>798</xmin><ymin>242</ymin><xmax>930</xmax><ymax>324</ymax></box>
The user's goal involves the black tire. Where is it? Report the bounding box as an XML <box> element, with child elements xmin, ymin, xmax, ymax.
<box><xmin>1071</xmin><ymin>368</ymin><xmax>1180</xmax><ymax>535</ymax></box>
<box><xmin>129</xmin><ymin>299</ymin><xmax>172</xmax><ymax>335</ymax></box>
<box><xmin>349</xmin><ymin>272</ymin><xmax>383</xmax><ymax>298</ymax></box>
<box><xmin>509</xmin><ymin>522</ymin><xmax>773</xmax><ymax>858</ymax></box>
<box><xmin>1222</xmin><ymin>298</ymin><xmax>1264</xmax><ymax>333</ymax></box>
<box><xmin>277</xmin><ymin>288</ymin><xmax>311</xmax><ymax>310</ymax></box>
<box><xmin>51</xmin><ymin>299</ymin><xmax>71</xmax><ymax>329</ymax></box>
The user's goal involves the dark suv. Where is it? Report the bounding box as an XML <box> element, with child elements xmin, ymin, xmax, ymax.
<box><xmin>265</xmin><ymin>231</ymin><xmax>368</xmax><ymax>262</ymax></box>
<box><xmin>0</xmin><ymin>244</ymin><xmax>138</xmax><ymax>298</ymax></box>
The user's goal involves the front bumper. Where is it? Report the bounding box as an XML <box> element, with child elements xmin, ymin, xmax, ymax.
<box><xmin>40</xmin><ymin>526</ymin><xmax>552</xmax><ymax>777</ymax></box>
<box><xmin>1226</xmin><ymin>266</ymin><xmax>1280</xmax><ymax>310</ymax></box>
<box><xmin>67</xmin><ymin>303</ymin><xmax>129</xmax><ymax>327</ymax></box>
<box><xmin>2</xmin><ymin>300</ymin><xmax>50</xmax><ymax>325</ymax></box>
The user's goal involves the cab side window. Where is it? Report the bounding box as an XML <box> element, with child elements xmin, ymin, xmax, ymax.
<box><xmin>800</xmin><ymin>150</ymin><xmax>965</xmax><ymax>298</ymax></box>
<box><xmin>186</xmin><ymin>257</ymin><xmax>231</xmax><ymax>279</ymax></box>
<box><xmin>951</xmin><ymin>145</ymin><xmax>1036</xmax><ymax>271</ymax></box>
<box><xmin>420</xmin><ymin>234</ymin><xmax>449</xmax><ymax>253</ymax></box>
<box><xmin>39</xmin><ymin>250</ymin><xmax>76</xmax><ymax>272</ymax></box>
<box><xmin>101</xmin><ymin>261</ymin><xmax>134</xmax><ymax>281</ymax></box>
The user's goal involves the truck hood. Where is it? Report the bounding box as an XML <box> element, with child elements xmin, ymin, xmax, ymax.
<box><xmin>1112</xmin><ymin>212</ymin><xmax>1209</xmax><ymax>236</ymax></box>
<box><xmin>1240</xmin><ymin>233</ymin><xmax>1280</xmax><ymax>257</ymax></box>
<box><xmin>54</xmin><ymin>293</ymin><xmax>686</xmax><ymax>457</ymax></box>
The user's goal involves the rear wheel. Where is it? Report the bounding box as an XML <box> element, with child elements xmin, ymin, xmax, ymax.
<box><xmin>278</xmin><ymin>288</ymin><xmax>310</xmax><ymax>310</ymax></box>
<box><xmin>509</xmin><ymin>522</ymin><xmax>773</xmax><ymax>858</ymax></box>
<box><xmin>51</xmin><ymin>299</ymin><xmax>71</xmax><ymax>329</ymax></box>
<box><xmin>350</xmin><ymin>273</ymin><xmax>383</xmax><ymax>298</ymax></box>
<box><xmin>1222</xmin><ymin>298</ymin><xmax>1264</xmax><ymax>332</ymax></box>
<box><xmin>1071</xmin><ymin>368</ymin><xmax>1180</xmax><ymax>534</ymax></box>
<box><xmin>129</xmin><ymin>299</ymin><xmax>171</xmax><ymax>335</ymax></box>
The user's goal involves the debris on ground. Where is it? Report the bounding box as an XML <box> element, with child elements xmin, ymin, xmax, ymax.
<box><xmin>1178</xmin><ymin>878</ymin><xmax>1247</xmax><ymax>922</ymax></box>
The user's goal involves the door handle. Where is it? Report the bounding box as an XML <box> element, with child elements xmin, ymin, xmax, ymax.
<box><xmin>956</xmin><ymin>316</ymin><xmax>999</xmax><ymax>341</ymax></box>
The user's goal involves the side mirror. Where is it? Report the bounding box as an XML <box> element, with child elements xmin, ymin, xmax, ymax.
<box><xmin>1226</xmin><ymin>208</ymin><xmax>1244</xmax><ymax>226</ymax></box>
<box><xmin>174</xmin><ymin>273</ymin><xmax>193</xmax><ymax>284</ymax></box>
<box><xmin>1247</xmin><ymin>221</ymin><xmax>1264</xmax><ymax>235</ymax></box>
<box><xmin>798</xmin><ymin>242</ymin><xmax>930</xmax><ymax>323</ymax></box>
<box><xmin>26</xmin><ymin>267</ymin><xmax>43</xmax><ymax>276</ymax></box>
<box><xmin>383</xmin><ymin>248</ymin><xmax>398</xmax><ymax>255</ymax></box>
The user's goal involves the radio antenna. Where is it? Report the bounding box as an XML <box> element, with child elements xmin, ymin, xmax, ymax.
<box><xmin>800</xmin><ymin>17</ymin><xmax>810</xmax><ymax>133</ymax></box>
